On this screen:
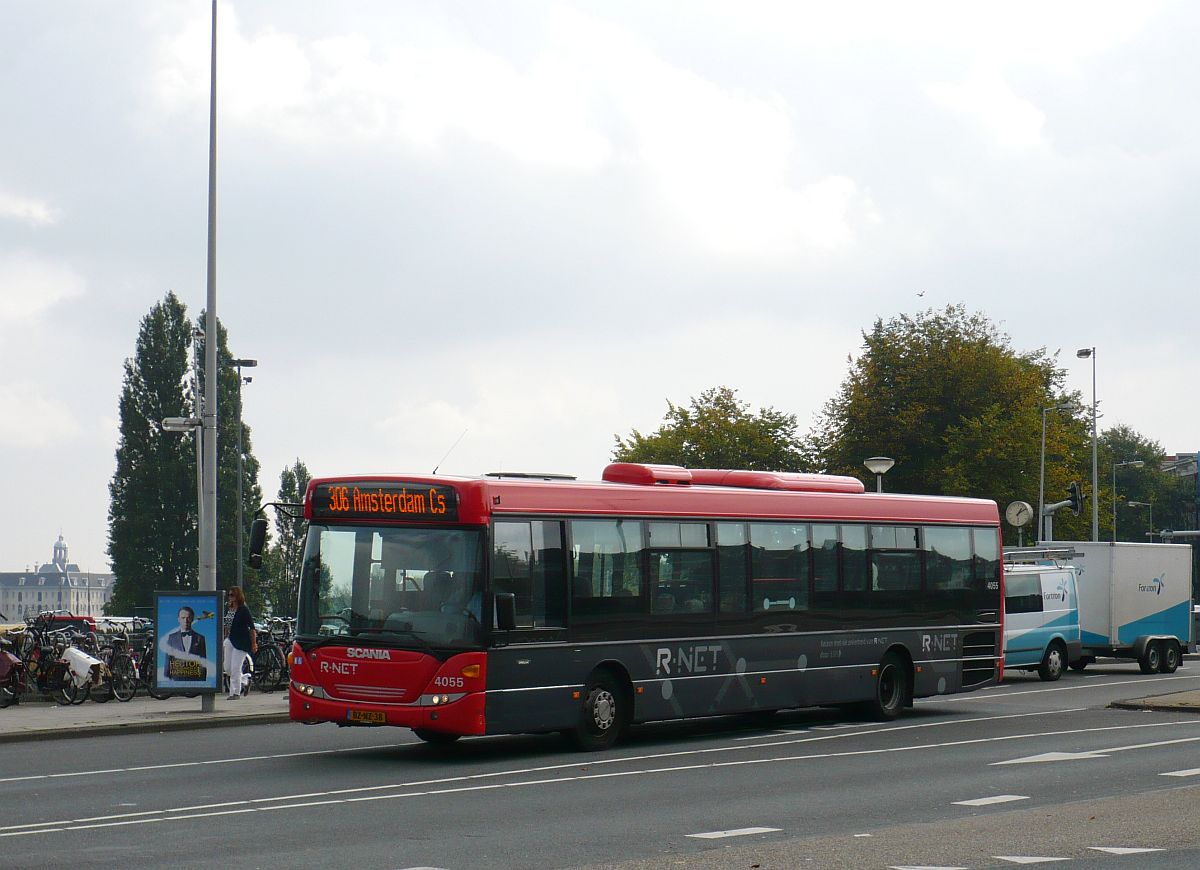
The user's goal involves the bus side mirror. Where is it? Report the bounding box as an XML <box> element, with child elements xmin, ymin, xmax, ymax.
<box><xmin>495</xmin><ymin>593</ymin><xmax>516</xmax><ymax>632</ymax></box>
<box><xmin>248</xmin><ymin>518</ymin><xmax>268</xmax><ymax>569</ymax></box>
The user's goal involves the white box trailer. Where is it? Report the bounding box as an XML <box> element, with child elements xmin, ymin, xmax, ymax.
<box><xmin>1053</xmin><ymin>541</ymin><xmax>1194</xmax><ymax>673</ymax></box>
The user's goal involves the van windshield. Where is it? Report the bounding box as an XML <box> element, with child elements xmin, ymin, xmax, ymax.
<box><xmin>297</xmin><ymin>525</ymin><xmax>485</xmax><ymax>649</ymax></box>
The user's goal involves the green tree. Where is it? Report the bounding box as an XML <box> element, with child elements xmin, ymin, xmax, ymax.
<box><xmin>196</xmin><ymin>314</ymin><xmax>264</xmax><ymax>611</ymax></box>
<box><xmin>809</xmin><ymin>305</ymin><xmax>1093</xmax><ymax>543</ymax></box>
<box><xmin>262</xmin><ymin>459</ymin><xmax>311</xmax><ymax>616</ymax></box>
<box><xmin>613</xmin><ymin>386</ymin><xmax>807</xmax><ymax>470</ymax></box>
<box><xmin>107</xmin><ymin>292</ymin><xmax>197</xmax><ymax>614</ymax></box>
<box><xmin>1101</xmin><ymin>425</ymin><xmax>1193</xmax><ymax>542</ymax></box>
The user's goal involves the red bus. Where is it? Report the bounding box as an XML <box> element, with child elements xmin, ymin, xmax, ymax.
<box><xmin>279</xmin><ymin>463</ymin><xmax>1003</xmax><ymax>750</ymax></box>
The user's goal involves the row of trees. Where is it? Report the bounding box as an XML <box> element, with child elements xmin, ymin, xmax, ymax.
<box><xmin>105</xmin><ymin>293</ymin><xmax>309</xmax><ymax>615</ymax></box>
<box><xmin>615</xmin><ymin>306</ymin><xmax>1194</xmax><ymax>544</ymax></box>
<box><xmin>108</xmin><ymin>298</ymin><xmax>1192</xmax><ymax>616</ymax></box>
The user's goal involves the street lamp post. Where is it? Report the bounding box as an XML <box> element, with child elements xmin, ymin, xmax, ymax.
<box><xmin>864</xmin><ymin>456</ymin><xmax>895</xmax><ymax>493</ymax></box>
<box><xmin>1127</xmin><ymin>500</ymin><xmax>1153</xmax><ymax>540</ymax></box>
<box><xmin>230</xmin><ymin>358</ymin><xmax>257</xmax><ymax>587</ymax></box>
<box><xmin>1039</xmin><ymin>403</ymin><xmax>1075</xmax><ymax>543</ymax></box>
<box><xmin>1076</xmin><ymin>347</ymin><xmax>1098</xmax><ymax>541</ymax></box>
<box><xmin>1112</xmin><ymin>459</ymin><xmax>1145</xmax><ymax>541</ymax></box>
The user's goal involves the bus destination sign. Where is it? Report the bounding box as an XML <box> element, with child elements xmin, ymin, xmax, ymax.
<box><xmin>312</xmin><ymin>482</ymin><xmax>459</xmax><ymax>522</ymax></box>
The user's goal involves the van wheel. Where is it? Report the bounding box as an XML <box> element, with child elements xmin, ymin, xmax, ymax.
<box><xmin>1037</xmin><ymin>643</ymin><xmax>1066</xmax><ymax>682</ymax></box>
<box><xmin>1139</xmin><ymin>642</ymin><xmax>1162</xmax><ymax>675</ymax></box>
<box><xmin>1160</xmin><ymin>641</ymin><xmax>1181</xmax><ymax>674</ymax></box>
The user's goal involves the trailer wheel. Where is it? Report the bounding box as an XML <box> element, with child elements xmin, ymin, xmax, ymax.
<box><xmin>1160</xmin><ymin>641</ymin><xmax>1181</xmax><ymax>674</ymax></box>
<box><xmin>1138</xmin><ymin>641</ymin><xmax>1162</xmax><ymax>675</ymax></box>
<box><xmin>1037</xmin><ymin>642</ymin><xmax>1066</xmax><ymax>682</ymax></box>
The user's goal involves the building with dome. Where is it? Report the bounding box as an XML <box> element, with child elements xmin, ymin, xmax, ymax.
<box><xmin>0</xmin><ymin>535</ymin><xmax>113</xmax><ymax>621</ymax></box>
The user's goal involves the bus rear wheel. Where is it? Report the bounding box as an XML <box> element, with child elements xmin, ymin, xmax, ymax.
<box><xmin>863</xmin><ymin>653</ymin><xmax>907</xmax><ymax>721</ymax></box>
<box><xmin>1160</xmin><ymin>641</ymin><xmax>1181</xmax><ymax>674</ymax></box>
<box><xmin>1139</xmin><ymin>642</ymin><xmax>1162</xmax><ymax>675</ymax></box>
<box><xmin>570</xmin><ymin>671</ymin><xmax>625</xmax><ymax>751</ymax></box>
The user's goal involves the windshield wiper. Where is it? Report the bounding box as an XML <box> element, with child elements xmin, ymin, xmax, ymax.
<box><xmin>349</xmin><ymin>627</ymin><xmax>431</xmax><ymax>649</ymax></box>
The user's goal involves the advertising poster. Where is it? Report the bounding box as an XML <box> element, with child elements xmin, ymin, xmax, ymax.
<box><xmin>154</xmin><ymin>591</ymin><xmax>221</xmax><ymax>694</ymax></box>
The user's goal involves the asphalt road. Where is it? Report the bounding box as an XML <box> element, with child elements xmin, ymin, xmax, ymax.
<box><xmin>2</xmin><ymin>661</ymin><xmax>1199</xmax><ymax>870</ymax></box>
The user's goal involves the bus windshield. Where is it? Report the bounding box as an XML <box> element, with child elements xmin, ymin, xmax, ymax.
<box><xmin>297</xmin><ymin>524</ymin><xmax>485</xmax><ymax>649</ymax></box>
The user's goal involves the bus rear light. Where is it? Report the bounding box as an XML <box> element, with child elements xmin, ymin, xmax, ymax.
<box><xmin>460</xmin><ymin>664</ymin><xmax>481</xmax><ymax>679</ymax></box>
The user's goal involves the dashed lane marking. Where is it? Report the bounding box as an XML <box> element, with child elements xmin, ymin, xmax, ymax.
<box><xmin>890</xmin><ymin>866</ymin><xmax>968</xmax><ymax>870</ymax></box>
<box><xmin>687</xmin><ymin>827</ymin><xmax>780</xmax><ymax>839</ymax></box>
<box><xmin>918</xmin><ymin>673</ymin><xmax>1200</xmax><ymax>704</ymax></box>
<box><xmin>1089</xmin><ymin>847</ymin><xmax>1164</xmax><ymax>855</ymax></box>
<box><xmin>993</xmin><ymin>858</ymin><xmax>1069</xmax><ymax>865</ymax></box>
<box><xmin>953</xmin><ymin>794</ymin><xmax>1029</xmax><ymax>807</ymax></box>
<box><xmin>1160</xmin><ymin>767</ymin><xmax>1200</xmax><ymax>777</ymax></box>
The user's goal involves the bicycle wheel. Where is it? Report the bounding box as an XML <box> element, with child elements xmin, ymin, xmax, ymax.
<box><xmin>56</xmin><ymin>681</ymin><xmax>79</xmax><ymax>706</ymax></box>
<box><xmin>111</xmin><ymin>656</ymin><xmax>138</xmax><ymax>702</ymax></box>
<box><xmin>252</xmin><ymin>647</ymin><xmax>275</xmax><ymax>691</ymax></box>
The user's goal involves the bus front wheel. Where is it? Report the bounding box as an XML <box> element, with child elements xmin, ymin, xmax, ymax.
<box><xmin>570</xmin><ymin>671</ymin><xmax>625</xmax><ymax>751</ymax></box>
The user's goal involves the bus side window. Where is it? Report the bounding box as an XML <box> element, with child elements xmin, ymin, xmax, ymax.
<box><xmin>717</xmin><ymin>523</ymin><xmax>748</xmax><ymax>613</ymax></box>
<box><xmin>972</xmin><ymin>528</ymin><xmax>1001</xmax><ymax>589</ymax></box>
<box><xmin>840</xmin><ymin>524</ymin><xmax>868</xmax><ymax>592</ymax></box>
<box><xmin>924</xmin><ymin>526</ymin><xmax>972</xmax><ymax>589</ymax></box>
<box><xmin>493</xmin><ymin>521</ymin><xmax>566</xmax><ymax>628</ymax></box>
<box><xmin>569</xmin><ymin>519</ymin><xmax>645</xmax><ymax>618</ymax></box>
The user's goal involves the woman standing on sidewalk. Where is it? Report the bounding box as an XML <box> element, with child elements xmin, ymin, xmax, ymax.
<box><xmin>224</xmin><ymin>587</ymin><xmax>257</xmax><ymax>701</ymax></box>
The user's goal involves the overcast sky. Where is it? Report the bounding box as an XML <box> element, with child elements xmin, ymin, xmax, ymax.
<box><xmin>2</xmin><ymin>1</ymin><xmax>1197</xmax><ymax>575</ymax></box>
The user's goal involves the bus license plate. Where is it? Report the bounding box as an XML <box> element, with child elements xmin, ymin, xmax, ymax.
<box><xmin>347</xmin><ymin>709</ymin><xmax>385</xmax><ymax>724</ymax></box>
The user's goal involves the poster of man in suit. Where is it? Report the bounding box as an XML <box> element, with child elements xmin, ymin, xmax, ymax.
<box><xmin>154</xmin><ymin>592</ymin><xmax>220</xmax><ymax>693</ymax></box>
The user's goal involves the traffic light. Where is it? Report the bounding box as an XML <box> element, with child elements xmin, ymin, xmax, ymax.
<box><xmin>1068</xmin><ymin>482</ymin><xmax>1083</xmax><ymax>516</ymax></box>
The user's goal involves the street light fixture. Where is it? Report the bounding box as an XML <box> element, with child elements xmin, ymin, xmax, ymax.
<box><xmin>863</xmin><ymin>456</ymin><xmax>895</xmax><ymax>493</ymax></box>
<box><xmin>1111</xmin><ymin>459</ymin><xmax>1145</xmax><ymax>541</ymax></box>
<box><xmin>1076</xmin><ymin>347</ymin><xmax>1098</xmax><ymax>541</ymax></box>
<box><xmin>1127</xmin><ymin>500</ymin><xmax>1153</xmax><ymax>541</ymax></box>
<box><xmin>1039</xmin><ymin>403</ymin><xmax>1076</xmax><ymax>542</ymax></box>
<box><xmin>229</xmin><ymin>358</ymin><xmax>257</xmax><ymax>587</ymax></box>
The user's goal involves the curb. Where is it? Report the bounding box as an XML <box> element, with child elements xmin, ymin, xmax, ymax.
<box><xmin>0</xmin><ymin>710</ymin><xmax>291</xmax><ymax>744</ymax></box>
<box><xmin>1109</xmin><ymin>699</ymin><xmax>1200</xmax><ymax>715</ymax></box>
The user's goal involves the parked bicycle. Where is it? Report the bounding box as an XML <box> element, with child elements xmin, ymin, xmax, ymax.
<box><xmin>252</xmin><ymin>617</ymin><xmax>293</xmax><ymax>693</ymax></box>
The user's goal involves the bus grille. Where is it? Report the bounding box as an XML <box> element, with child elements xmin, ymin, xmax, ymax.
<box><xmin>961</xmin><ymin>631</ymin><xmax>997</xmax><ymax>688</ymax></box>
<box><xmin>332</xmin><ymin>684</ymin><xmax>409</xmax><ymax>702</ymax></box>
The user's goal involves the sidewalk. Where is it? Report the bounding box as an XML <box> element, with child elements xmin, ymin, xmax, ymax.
<box><xmin>1109</xmin><ymin>689</ymin><xmax>1200</xmax><ymax>714</ymax></box>
<box><xmin>0</xmin><ymin>689</ymin><xmax>289</xmax><ymax>744</ymax></box>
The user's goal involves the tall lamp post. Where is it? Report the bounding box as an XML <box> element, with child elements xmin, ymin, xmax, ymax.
<box><xmin>1039</xmin><ymin>403</ymin><xmax>1075</xmax><ymax>542</ymax></box>
<box><xmin>864</xmin><ymin>456</ymin><xmax>895</xmax><ymax>493</ymax></box>
<box><xmin>1127</xmin><ymin>500</ymin><xmax>1153</xmax><ymax>541</ymax></box>
<box><xmin>1112</xmin><ymin>459</ymin><xmax>1145</xmax><ymax>541</ymax></box>
<box><xmin>1076</xmin><ymin>347</ymin><xmax>1098</xmax><ymax>541</ymax></box>
<box><xmin>230</xmin><ymin>358</ymin><xmax>257</xmax><ymax>586</ymax></box>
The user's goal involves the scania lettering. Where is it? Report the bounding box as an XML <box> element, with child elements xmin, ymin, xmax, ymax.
<box><xmin>279</xmin><ymin>464</ymin><xmax>1005</xmax><ymax>751</ymax></box>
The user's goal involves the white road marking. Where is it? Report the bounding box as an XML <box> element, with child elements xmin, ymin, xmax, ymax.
<box><xmin>994</xmin><ymin>857</ymin><xmax>1069</xmax><ymax>865</ymax></box>
<box><xmin>1089</xmin><ymin>847</ymin><xmax>1164</xmax><ymax>855</ymax></box>
<box><xmin>1160</xmin><ymin>768</ymin><xmax>1200</xmax><ymax>777</ymax></box>
<box><xmin>687</xmin><ymin>827</ymin><xmax>780</xmax><ymax>839</ymax></box>
<box><xmin>953</xmin><ymin>794</ymin><xmax>1029</xmax><ymax>807</ymax></box>
<box><xmin>5</xmin><ymin>715</ymin><xmax>1198</xmax><ymax>839</ymax></box>
<box><xmin>919</xmin><ymin>672</ymin><xmax>1200</xmax><ymax>703</ymax></box>
<box><xmin>0</xmin><ymin>742</ymin><xmax>411</xmax><ymax>784</ymax></box>
<box><xmin>994</xmin><ymin>735</ymin><xmax>1200</xmax><ymax>766</ymax></box>
<box><xmin>890</xmin><ymin>866</ymin><xmax>968</xmax><ymax>870</ymax></box>
<box><xmin>992</xmin><ymin>751</ymin><xmax>1108</xmax><ymax>765</ymax></box>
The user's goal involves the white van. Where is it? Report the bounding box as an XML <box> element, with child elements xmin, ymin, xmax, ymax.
<box><xmin>1003</xmin><ymin>562</ymin><xmax>1082</xmax><ymax>681</ymax></box>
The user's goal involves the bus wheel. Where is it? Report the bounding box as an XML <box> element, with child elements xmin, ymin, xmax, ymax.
<box><xmin>1037</xmin><ymin>642</ymin><xmax>1066</xmax><ymax>682</ymax></box>
<box><xmin>1139</xmin><ymin>642</ymin><xmax>1162</xmax><ymax>675</ymax></box>
<box><xmin>1160</xmin><ymin>641</ymin><xmax>1181</xmax><ymax>674</ymax></box>
<box><xmin>413</xmin><ymin>729</ymin><xmax>461</xmax><ymax>745</ymax></box>
<box><xmin>571</xmin><ymin>671</ymin><xmax>624</xmax><ymax>751</ymax></box>
<box><xmin>864</xmin><ymin>653</ymin><xmax>907</xmax><ymax>721</ymax></box>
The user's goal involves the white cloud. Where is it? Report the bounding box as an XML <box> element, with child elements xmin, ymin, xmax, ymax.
<box><xmin>0</xmin><ymin>253</ymin><xmax>86</xmax><ymax>327</ymax></box>
<box><xmin>0</xmin><ymin>382</ymin><xmax>81</xmax><ymax>448</ymax></box>
<box><xmin>0</xmin><ymin>190</ymin><xmax>59</xmax><ymax>226</ymax></box>
<box><xmin>930</xmin><ymin>67</ymin><xmax>1047</xmax><ymax>150</ymax></box>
